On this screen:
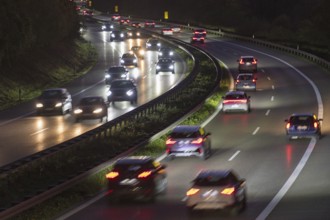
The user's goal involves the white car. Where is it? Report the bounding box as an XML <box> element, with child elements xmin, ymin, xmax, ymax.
<box><xmin>120</xmin><ymin>53</ymin><xmax>138</xmax><ymax>67</ymax></box>
<box><xmin>171</xmin><ymin>26</ymin><xmax>181</xmax><ymax>33</ymax></box>
<box><xmin>161</xmin><ymin>28</ymin><xmax>173</xmax><ymax>35</ymax></box>
<box><xmin>222</xmin><ymin>91</ymin><xmax>250</xmax><ymax>113</ymax></box>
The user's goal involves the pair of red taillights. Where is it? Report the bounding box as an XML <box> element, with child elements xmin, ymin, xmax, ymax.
<box><xmin>286</xmin><ymin>122</ymin><xmax>318</xmax><ymax>129</ymax></box>
<box><xmin>236</xmin><ymin>79</ymin><xmax>256</xmax><ymax>83</ymax></box>
<box><xmin>186</xmin><ymin>187</ymin><xmax>235</xmax><ymax>196</ymax></box>
<box><xmin>166</xmin><ymin>137</ymin><xmax>204</xmax><ymax>146</ymax></box>
<box><xmin>239</xmin><ymin>59</ymin><xmax>257</xmax><ymax>65</ymax></box>
<box><xmin>106</xmin><ymin>171</ymin><xmax>152</xmax><ymax>179</ymax></box>
<box><xmin>223</xmin><ymin>99</ymin><xmax>247</xmax><ymax>104</ymax></box>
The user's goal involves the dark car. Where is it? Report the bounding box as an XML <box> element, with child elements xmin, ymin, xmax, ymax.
<box><xmin>235</xmin><ymin>73</ymin><xmax>257</xmax><ymax>91</ymax></box>
<box><xmin>36</xmin><ymin>88</ymin><xmax>72</xmax><ymax>115</ymax></box>
<box><xmin>131</xmin><ymin>46</ymin><xmax>145</xmax><ymax>59</ymax></box>
<box><xmin>186</xmin><ymin>169</ymin><xmax>247</xmax><ymax>215</ymax></box>
<box><xmin>144</xmin><ymin>21</ymin><xmax>155</xmax><ymax>28</ymax></box>
<box><xmin>193</xmin><ymin>28</ymin><xmax>207</xmax><ymax>37</ymax></box>
<box><xmin>119</xmin><ymin>18</ymin><xmax>130</xmax><ymax>25</ymax></box>
<box><xmin>156</xmin><ymin>58</ymin><xmax>175</xmax><ymax>74</ymax></box>
<box><xmin>126</xmin><ymin>29</ymin><xmax>141</xmax><ymax>38</ymax></box>
<box><xmin>105</xmin><ymin>66</ymin><xmax>128</xmax><ymax>85</ymax></box>
<box><xmin>165</xmin><ymin>125</ymin><xmax>211</xmax><ymax>160</ymax></box>
<box><xmin>73</xmin><ymin>96</ymin><xmax>108</xmax><ymax>122</ymax></box>
<box><xmin>131</xmin><ymin>22</ymin><xmax>141</xmax><ymax>28</ymax></box>
<box><xmin>101</xmin><ymin>22</ymin><xmax>114</xmax><ymax>31</ymax></box>
<box><xmin>146</xmin><ymin>38</ymin><xmax>161</xmax><ymax>50</ymax></box>
<box><xmin>107</xmin><ymin>79</ymin><xmax>138</xmax><ymax>105</ymax></box>
<box><xmin>120</xmin><ymin>52</ymin><xmax>138</xmax><ymax>67</ymax></box>
<box><xmin>158</xmin><ymin>47</ymin><xmax>174</xmax><ymax>58</ymax></box>
<box><xmin>237</xmin><ymin>56</ymin><xmax>258</xmax><ymax>73</ymax></box>
<box><xmin>111</xmin><ymin>14</ymin><xmax>121</xmax><ymax>21</ymax></box>
<box><xmin>285</xmin><ymin>113</ymin><xmax>322</xmax><ymax>140</ymax></box>
<box><xmin>191</xmin><ymin>34</ymin><xmax>205</xmax><ymax>43</ymax></box>
<box><xmin>110</xmin><ymin>30</ymin><xmax>125</xmax><ymax>42</ymax></box>
<box><xmin>105</xmin><ymin>156</ymin><xmax>167</xmax><ymax>202</ymax></box>
<box><xmin>222</xmin><ymin>91</ymin><xmax>251</xmax><ymax>113</ymax></box>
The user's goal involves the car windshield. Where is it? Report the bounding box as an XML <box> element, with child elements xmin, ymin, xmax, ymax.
<box><xmin>242</xmin><ymin>57</ymin><xmax>254</xmax><ymax>62</ymax></box>
<box><xmin>80</xmin><ymin>97</ymin><xmax>102</xmax><ymax>105</ymax></box>
<box><xmin>238</xmin><ymin>75</ymin><xmax>253</xmax><ymax>80</ymax></box>
<box><xmin>225</xmin><ymin>94</ymin><xmax>246</xmax><ymax>99</ymax></box>
<box><xmin>158</xmin><ymin>59</ymin><xmax>171</xmax><ymax>64</ymax></box>
<box><xmin>113</xmin><ymin>163</ymin><xmax>145</xmax><ymax>173</ymax></box>
<box><xmin>170</xmin><ymin>131</ymin><xmax>199</xmax><ymax>139</ymax></box>
<box><xmin>122</xmin><ymin>54</ymin><xmax>134</xmax><ymax>58</ymax></box>
<box><xmin>108</xmin><ymin>67</ymin><xmax>125</xmax><ymax>73</ymax></box>
<box><xmin>290</xmin><ymin>116</ymin><xmax>314</xmax><ymax>125</ymax></box>
<box><xmin>111</xmin><ymin>80</ymin><xmax>133</xmax><ymax>88</ymax></box>
<box><xmin>41</xmin><ymin>90</ymin><xmax>62</xmax><ymax>98</ymax></box>
<box><xmin>194</xmin><ymin>176</ymin><xmax>230</xmax><ymax>186</ymax></box>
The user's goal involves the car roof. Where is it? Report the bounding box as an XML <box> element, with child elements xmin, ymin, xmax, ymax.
<box><xmin>225</xmin><ymin>90</ymin><xmax>246</xmax><ymax>95</ymax></box>
<box><xmin>289</xmin><ymin>113</ymin><xmax>316</xmax><ymax>118</ymax></box>
<box><xmin>115</xmin><ymin>156</ymin><xmax>153</xmax><ymax>165</ymax></box>
<box><xmin>240</xmin><ymin>55</ymin><xmax>255</xmax><ymax>59</ymax></box>
<box><xmin>172</xmin><ymin>125</ymin><xmax>201</xmax><ymax>133</ymax></box>
<box><xmin>196</xmin><ymin>169</ymin><xmax>232</xmax><ymax>179</ymax></box>
<box><xmin>237</xmin><ymin>73</ymin><xmax>254</xmax><ymax>76</ymax></box>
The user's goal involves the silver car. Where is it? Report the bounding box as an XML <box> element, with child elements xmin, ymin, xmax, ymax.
<box><xmin>235</xmin><ymin>73</ymin><xmax>257</xmax><ymax>91</ymax></box>
<box><xmin>36</xmin><ymin>88</ymin><xmax>72</xmax><ymax>115</ymax></box>
<box><xmin>165</xmin><ymin>125</ymin><xmax>211</xmax><ymax>160</ymax></box>
<box><xmin>186</xmin><ymin>169</ymin><xmax>247</xmax><ymax>215</ymax></box>
<box><xmin>120</xmin><ymin>52</ymin><xmax>138</xmax><ymax>67</ymax></box>
<box><xmin>237</xmin><ymin>56</ymin><xmax>257</xmax><ymax>73</ymax></box>
<box><xmin>222</xmin><ymin>91</ymin><xmax>250</xmax><ymax>113</ymax></box>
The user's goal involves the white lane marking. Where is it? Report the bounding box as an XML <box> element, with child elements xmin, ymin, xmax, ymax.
<box><xmin>261</xmin><ymin>69</ymin><xmax>265</xmax><ymax>73</ymax></box>
<box><xmin>256</xmin><ymin>138</ymin><xmax>317</xmax><ymax>220</ymax></box>
<box><xmin>271</xmin><ymin>96</ymin><xmax>274</xmax><ymax>101</ymax></box>
<box><xmin>272</xmin><ymin>85</ymin><xmax>275</xmax><ymax>90</ymax></box>
<box><xmin>252</xmin><ymin>127</ymin><xmax>260</xmax><ymax>135</ymax></box>
<box><xmin>267</xmin><ymin>77</ymin><xmax>271</xmax><ymax>81</ymax></box>
<box><xmin>182</xmin><ymin>196</ymin><xmax>187</xmax><ymax>202</ymax></box>
<box><xmin>228</xmin><ymin>150</ymin><xmax>240</xmax><ymax>161</ymax></box>
<box><xmin>265</xmin><ymin>109</ymin><xmax>271</xmax><ymax>116</ymax></box>
<box><xmin>30</xmin><ymin>128</ymin><xmax>49</xmax><ymax>136</ymax></box>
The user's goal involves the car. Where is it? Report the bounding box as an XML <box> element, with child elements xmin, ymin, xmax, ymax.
<box><xmin>284</xmin><ymin>113</ymin><xmax>322</xmax><ymax>140</ymax></box>
<box><xmin>158</xmin><ymin>47</ymin><xmax>174</xmax><ymax>58</ymax></box>
<box><xmin>105</xmin><ymin>66</ymin><xmax>128</xmax><ymax>85</ymax></box>
<box><xmin>144</xmin><ymin>21</ymin><xmax>155</xmax><ymax>28</ymax></box>
<box><xmin>36</xmin><ymin>88</ymin><xmax>72</xmax><ymax>115</ymax></box>
<box><xmin>126</xmin><ymin>30</ymin><xmax>141</xmax><ymax>38</ymax></box>
<box><xmin>156</xmin><ymin>58</ymin><xmax>175</xmax><ymax>74</ymax></box>
<box><xmin>101</xmin><ymin>22</ymin><xmax>114</xmax><ymax>31</ymax></box>
<box><xmin>110</xmin><ymin>30</ymin><xmax>125</xmax><ymax>42</ymax></box>
<box><xmin>191</xmin><ymin>34</ymin><xmax>205</xmax><ymax>43</ymax></box>
<box><xmin>131</xmin><ymin>22</ymin><xmax>141</xmax><ymax>28</ymax></box>
<box><xmin>73</xmin><ymin>96</ymin><xmax>108</xmax><ymax>122</ymax></box>
<box><xmin>82</xmin><ymin>9</ymin><xmax>93</xmax><ymax>16</ymax></box>
<box><xmin>131</xmin><ymin>46</ymin><xmax>145</xmax><ymax>59</ymax></box>
<box><xmin>171</xmin><ymin>26</ymin><xmax>181</xmax><ymax>33</ymax></box>
<box><xmin>161</xmin><ymin>28</ymin><xmax>173</xmax><ymax>35</ymax></box>
<box><xmin>186</xmin><ymin>169</ymin><xmax>247</xmax><ymax>215</ymax></box>
<box><xmin>235</xmin><ymin>73</ymin><xmax>257</xmax><ymax>91</ymax></box>
<box><xmin>111</xmin><ymin>14</ymin><xmax>121</xmax><ymax>21</ymax></box>
<box><xmin>105</xmin><ymin>156</ymin><xmax>167</xmax><ymax>202</ymax></box>
<box><xmin>119</xmin><ymin>18</ymin><xmax>130</xmax><ymax>25</ymax></box>
<box><xmin>193</xmin><ymin>28</ymin><xmax>207</xmax><ymax>37</ymax></box>
<box><xmin>237</xmin><ymin>56</ymin><xmax>258</xmax><ymax>73</ymax></box>
<box><xmin>120</xmin><ymin>52</ymin><xmax>138</xmax><ymax>67</ymax></box>
<box><xmin>165</xmin><ymin>125</ymin><xmax>211</xmax><ymax>160</ymax></box>
<box><xmin>146</xmin><ymin>38</ymin><xmax>161</xmax><ymax>50</ymax></box>
<box><xmin>222</xmin><ymin>91</ymin><xmax>251</xmax><ymax>113</ymax></box>
<box><xmin>107</xmin><ymin>79</ymin><xmax>138</xmax><ymax>104</ymax></box>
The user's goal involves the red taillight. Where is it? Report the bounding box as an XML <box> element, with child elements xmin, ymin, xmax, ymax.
<box><xmin>236</xmin><ymin>79</ymin><xmax>240</xmax><ymax>83</ymax></box>
<box><xmin>223</xmin><ymin>99</ymin><xmax>247</xmax><ymax>104</ymax></box>
<box><xmin>191</xmin><ymin>137</ymin><xmax>203</xmax><ymax>144</ymax></box>
<box><xmin>252</xmin><ymin>59</ymin><xmax>257</xmax><ymax>64</ymax></box>
<box><xmin>221</xmin><ymin>187</ymin><xmax>235</xmax><ymax>195</ymax></box>
<box><xmin>166</xmin><ymin>138</ymin><xmax>176</xmax><ymax>145</ymax></box>
<box><xmin>106</xmin><ymin>171</ymin><xmax>119</xmax><ymax>179</ymax></box>
<box><xmin>286</xmin><ymin>123</ymin><xmax>290</xmax><ymax>129</ymax></box>
<box><xmin>239</xmin><ymin>59</ymin><xmax>244</xmax><ymax>64</ymax></box>
<box><xmin>314</xmin><ymin>122</ymin><xmax>318</xmax><ymax>128</ymax></box>
<box><xmin>252</xmin><ymin>79</ymin><xmax>256</xmax><ymax>83</ymax></box>
<box><xmin>138</xmin><ymin>171</ymin><xmax>152</xmax><ymax>178</ymax></box>
<box><xmin>186</xmin><ymin>188</ymin><xmax>200</xmax><ymax>196</ymax></box>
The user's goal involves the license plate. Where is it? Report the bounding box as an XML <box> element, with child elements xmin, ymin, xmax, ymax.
<box><xmin>120</xmin><ymin>178</ymin><xmax>138</xmax><ymax>185</ymax></box>
<box><xmin>297</xmin><ymin>125</ymin><xmax>307</xmax><ymax>130</ymax></box>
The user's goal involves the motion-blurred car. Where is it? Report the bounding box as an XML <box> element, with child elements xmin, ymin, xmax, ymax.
<box><xmin>186</xmin><ymin>169</ymin><xmax>247</xmax><ymax>214</ymax></box>
<box><xmin>146</xmin><ymin>38</ymin><xmax>161</xmax><ymax>50</ymax></box>
<box><xmin>144</xmin><ymin>21</ymin><xmax>155</xmax><ymax>28</ymax></box>
<box><xmin>119</xmin><ymin>18</ymin><xmax>130</xmax><ymax>25</ymax></box>
<box><xmin>126</xmin><ymin>30</ymin><xmax>141</xmax><ymax>38</ymax></box>
<box><xmin>131</xmin><ymin>46</ymin><xmax>145</xmax><ymax>59</ymax></box>
<box><xmin>101</xmin><ymin>22</ymin><xmax>114</xmax><ymax>31</ymax></box>
<box><xmin>156</xmin><ymin>58</ymin><xmax>175</xmax><ymax>74</ymax></box>
<box><xmin>235</xmin><ymin>73</ymin><xmax>257</xmax><ymax>91</ymax></box>
<box><xmin>36</xmin><ymin>88</ymin><xmax>72</xmax><ymax>115</ymax></box>
<box><xmin>105</xmin><ymin>66</ymin><xmax>128</xmax><ymax>85</ymax></box>
<box><xmin>120</xmin><ymin>52</ymin><xmax>138</xmax><ymax>67</ymax></box>
<box><xmin>161</xmin><ymin>28</ymin><xmax>173</xmax><ymax>35</ymax></box>
<box><xmin>105</xmin><ymin>156</ymin><xmax>167</xmax><ymax>202</ymax></box>
<box><xmin>111</xmin><ymin>14</ymin><xmax>121</xmax><ymax>21</ymax></box>
<box><xmin>73</xmin><ymin>96</ymin><xmax>108</xmax><ymax>122</ymax></box>
<box><xmin>107</xmin><ymin>79</ymin><xmax>138</xmax><ymax>105</ymax></box>
<box><xmin>191</xmin><ymin>34</ymin><xmax>205</xmax><ymax>43</ymax></box>
<box><xmin>158</xmin><ymin>47</ymin><xmax>174</xmax><ymax>58</ymax></box>
<box><xmin>165</xmin><ymin>125</ymin><xmax>211</xmax><ymax>160</ymax></box>
<box><xmin>171</xmin><ymin>26</ymin><xmax>181</xmax><ymax>33</ymax></box>
<box><xmin>237</xmin><ymin>56</ymin><xmax>258</xmax><ymax>73</ymax></box>
<box><xmin>222</xmin><ymin>91</ymin><xmax>250</xmax><ymax>113</ymax></box>
<box><xmin>131</xmin><ymin>22</ymin><xmax>141</xmax><ymax>28</ymax></box>
<box><xmin>285</xmin><ymin>113</ymin><xmax>322</xmax><ymax>140</ymax></box>
<box><xmin>110</xmin><ymin>30</ymin><xmax>125</xmax><ymax>42</ymax></box>
<box><xmin>82</xmin><ymin>9</ymin><xmax>93</xmax><ymax>16</ymax></box>
<box><xmin>193</xmin><ymin>28</ymin><xmax>207</xmax><ymax>37</ymax></box>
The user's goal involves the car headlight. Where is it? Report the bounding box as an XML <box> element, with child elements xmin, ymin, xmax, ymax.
<box><xmin>74</xmin><ymin>109</ymin><xmax>83</xmax><ymax>114</ymax></box>
<box><xmin>102</xmin><ymin>25</ymin><xmax>106</xmax><ymax>29</ymax></box>
<box><xmin>126</xmin><ymin>90</ymin><xmax>134</xmax><ymax>96</ymax></box>
<box><xmin>121</xmin><ymin>74</ymin><xmax>126</xmax><ymax>78</ymax></box>
<box><xmin>120</xmin><ymin>59</ymin><xmax>124</xmax><ymax>63</ymax></box>
<box><xmin>55</xmin><ymin>102</ymin><xmax>63</xmax><ymax>107</ymax></box>
<box><xmin>146</xmin><ymin>43</ymin><xmax>151</xmax><ymax>47</ymax></box>
<box><xmin>133</xmin><ymin>59</ymin><xmax>137</xmax><ymax>63</ymax></box>
<box><xmin>169</xmin><ymin>65</ymin><xmax>174</xmax><ymax>69</ymax></box>
<box><xmin>136</xmin><ymin>32</ymin><xmax>140</xmax><ymax>36</ymax></box>
<box><xmin>36</xmin><ymin>103</ymin><xmax>43</xmax><ymax>108</ymax></box>
<box><xmin>111</xmin><ymin>34</ymin><xmax>115</xmax><ymax>37</ymax></box>
<box><xmin>139</xmin><ymin>50</ymin><xmax>145</xmax><ymax>55</ymax></box>
<box><xmin>105</xmin><ymin>74</ymin><xmax>110</xmax><ymax>79</ymax></box>
<box><xmin>128</xmin><ymin>32</ymin><xmax>132</xmax><ymax>36</ymax></box>
<box><xmin>157</xmin><ymin>43</ymin><xmax>161</xmax><ymax>47</ymax></box>
<box><xmin>169</xmin><ymin>51</ymin><xmax>174</xmax><ymax>56</ymax></box>
<box><xmin>156</xmin><ymin>65</ymin><xmax>160</xmax><ymax>69</ymax></box>
<box><xmin>159</xmin><ymin>52</ymin><xmax>163</xmax><ymax>56</ymax></box>
<box><xmin>120</xmin><ymin>33</ymin><xmax>124</xmax><ymax>37</ymax></box>
<box><xmin>93</xmin><ymin>108</ymin><xmax>103</xmax><ymax>114</ymax></box>
<box><xmin>110</xmin><ymin>25</ymin><xmax>114</xmax><ymax>29</ymax></box>
<box><xmin>107</xmin><ymin>90</ymin><xmax>112</xmax><ymax>96</ymax></box>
